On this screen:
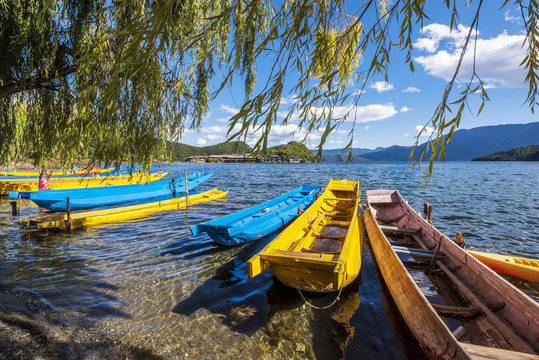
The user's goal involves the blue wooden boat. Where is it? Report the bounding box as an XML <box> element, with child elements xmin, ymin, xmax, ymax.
<box><xmin>191</xmin><ymin>185</ymin><xmax>321</xmax><ymax>245</ymax></box>
<box><xmin>9</xmin><ymin>172</ymin><xmax>212</xmax><ymax>211</ymax></box>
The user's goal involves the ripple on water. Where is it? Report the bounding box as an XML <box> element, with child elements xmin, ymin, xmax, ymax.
<box><xmin>0</xmin><ymin>161</ymin><xmax>537</xmax><ymax>359</ymax></box>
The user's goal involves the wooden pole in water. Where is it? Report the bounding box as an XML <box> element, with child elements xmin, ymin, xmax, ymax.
<box><xmin>172</xmin><ymin>179</ymin><xmax>176</xmax><ymax>198</ymax></box>
<box><xmin>66</xmin><ymin>197</ymin><xmax>72</xmax><ymax>231</ymax></box>
<box><xmin>423</xmin><ymin>203</ymin><xmax>432</xmax><ymax>223</ymax></box>
<box><xmin>10</xmin><ymin>201</ymin><xmax>18</xmax><ymax>215</ymax></box>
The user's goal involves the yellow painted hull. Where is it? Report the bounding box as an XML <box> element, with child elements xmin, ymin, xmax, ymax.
<box><xmin>468</xmin><ymin>250</ymin><xmax>539</xmax><ymax>283</ymax></box>
<box><xmin>0</xmin><ymin>171</ymin><xmax>166</xmax><ymax>195</ymax></box>
<box><xmin>1</xmin><ymin>167</ymin><xmax>114</xmax><ymax>177</ymax></box>
<box><xmin>248</xmin><ymin>179</ymin><xmax>363</xmax><ymax>293</ymax></box>
<box><xmin>19</xmin><ymin>188</ymin><xmax>228</xmax><ymax>230</ymax></box>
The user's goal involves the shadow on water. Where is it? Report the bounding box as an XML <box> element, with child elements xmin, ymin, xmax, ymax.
<box><xmin>348</xmin><ymin>237</ymin><xmax>427</xmax><ymax>360</ymax></box>
<box><xmin>171</xmin><ymin>234</ymin><xmax>276</xmax><ymax>336</ymax></box>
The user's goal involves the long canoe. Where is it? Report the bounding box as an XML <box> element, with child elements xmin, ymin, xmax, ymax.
<box><xmin>468</xmin><ymin>250</ymin><xmax>539</xmax><ymax>283</ymax></box>
<box><xmin>19</xmin><ymin>188</ymin><xmax>228</xmax><ymax>230</ymax></box>
<box><xmin>0</xmin><ymin>171</ymin><xmax>166</xmax><ymax>195</ymax></box>
<box><xmin>0</xmin><ymin>169</ymin><xmax>132</xmax><ymax>181</ymax></box>
<box><xmin>248</xmin><ymin>179</ymin><xmax>363</xmax><ymax>293</ymax></box>
<box><xmin>364</xmin><ymin>189</ymin><xmax>539</xmax><ymax>359</ymax></box>
<box><xmin>10</xmin><ymin>172</ymin><xmax>212</xmax><ymax>211</ymax></box>
<box><xmin>1</xmin><ymin>167</ymin><xmax>113</xmax><ymax>177</ymax></box>
<box><xmin>191</xmin><ymin>185</ymin><xmax>321</xmax><ymax>245</ymax></box>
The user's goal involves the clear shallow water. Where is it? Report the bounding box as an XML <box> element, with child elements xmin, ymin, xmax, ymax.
<box><xmin>0</xmin><ymin>162</ymin><xmax>537</xmax><ymax>359</ymax></box>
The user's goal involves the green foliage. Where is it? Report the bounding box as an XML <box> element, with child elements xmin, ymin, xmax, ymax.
<box><xmin>1</xmin><ymin>0</ymin><xmax>538</xmax><ymax>183</ymax></box>
<box><xmin>165</xmin><ymin>141</ymin><xmax>252</xmax><ymax>162</ymax></box>
<box><xmin>263</xmin><ymin>141</ymin><xmax>317</xmax><ymax>162</ymax></box>
<box><xmin>471</xmin><ymin>145</ymin><xmax>539</xmax><ymax>161</ymax></box>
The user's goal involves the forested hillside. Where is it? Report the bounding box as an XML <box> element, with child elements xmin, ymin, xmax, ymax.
<box><xmin>472</xmin><ymin>145</ymin><xmax>539</xmax><ymax>161</ymax></box>
<box><xmin>164</xmin><ymin>141</ymin><xmax>252</xmax><ymax>162</ymax></box>
<box><xmin>263</xmin><ymin>142</ymin><xmax>317</xmax><ymax>162</ymax></box>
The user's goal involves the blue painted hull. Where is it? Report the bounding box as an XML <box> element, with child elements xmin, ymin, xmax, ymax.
<box><xmin>15</xmin><ymin>172</ymin><xmax>211</xmax><ymax>211</ymax></box>
<box><xmin>191</xmin><ymin>185</ymin><xmax>321</xmax><ymax>245</ymax></box>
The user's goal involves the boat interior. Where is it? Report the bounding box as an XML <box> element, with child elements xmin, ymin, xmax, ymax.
<box><xmin>284</xmin><ymin>188</ymin><xmax>356</xmax><ymax>258</ymax></box>
<box><xmin>368</xmin><ymin>191</ymin><xmax>538</xmax><ymax>355</ymax></box>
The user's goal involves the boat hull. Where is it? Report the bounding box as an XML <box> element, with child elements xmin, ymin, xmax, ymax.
<box><xmin>1</xmin><ymin>167</ymin><xmax>113</xmax><ymax>177</ymax></box>
<box><xmin>22</xmin><ymin>172</ymin><xmax>211</xmax><ymax>211</ymax></box>
<box><xmin>248</xmin><ymin>179</ymin><xmax>363</xmax><ymax>293</ymax></box>
<box><xmin>19</xmin><ymin>188</ymin><xmax>228</xmax><ymax>230</ymax></box>
<box><xmin>2</xmin><ymin>171</ymin><xmax>166</xmax><ymax>195</ymax></box>
<box><xmin>192</xmin><ymin>185</ymin><xmax>320</xmax><ymax>245</ymax></box>
<box><xmin>468</xmin><ymin>250</ymin><xmax>539</xmax><ymax>283</ymax></box>
<box><xmin>365</xmin><ymin>189</ymin><xmax>539</xmax><ymax>359</ymax></box>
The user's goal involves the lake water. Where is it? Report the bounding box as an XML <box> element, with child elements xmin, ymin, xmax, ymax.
<box><xmin>0</xmin><ymin>162</ymin><xmax>537</xmax><ymax>359</ymax></box>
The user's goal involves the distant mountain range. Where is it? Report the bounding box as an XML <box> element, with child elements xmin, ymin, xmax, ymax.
<box><xmin>317</xmin><ymin>121</ymin><xmax>539</xmax><ymax>162</ymax></box>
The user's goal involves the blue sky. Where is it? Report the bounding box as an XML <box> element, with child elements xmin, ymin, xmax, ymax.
<box><xmin>180</xmin><ymin>2</ymin><xmax>538</xmax><ymax>150</ymax></box>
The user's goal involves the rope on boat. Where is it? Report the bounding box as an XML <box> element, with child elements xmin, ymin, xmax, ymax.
<box><xmin>293</xmin><ymin>259</ymin><xmax>347</xmax><ymax>310</ymax></box>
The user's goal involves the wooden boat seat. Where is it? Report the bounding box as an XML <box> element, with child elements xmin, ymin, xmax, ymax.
<box><xmin>393</xmin><ymin>245</ymin><xmax>445</xmax><ymax>258</ymax></box>
<box><xmin>380</xmin><ymin>225</ymin><xmax>420</xmax><ymax>235</ymax></box>
<box><xmin>321</xmin><ymin>220</ymin><xmax>350</xmax><ymax>227</ymax></box>
<box><xmin>367</xmin><ymin>192</ymin><xmax>400</xmax><ymax>204</ymax></box>
<box><xmin>317</xmin><ymin>226</ymin><xmax>348</xmax><ymax>239</ymax></box>
<box><xmin>308</xmin><ymin>238</ymin><xmax>343</xmax><ymax>254</ymax></box>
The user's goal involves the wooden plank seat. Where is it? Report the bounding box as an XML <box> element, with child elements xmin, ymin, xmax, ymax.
<box><xmin>309</xmin><ymin>238</ymin><xmax>344</xmax><ymax>253</ymax></box>
<box><xmin>317</xmin><ymin>226</ymin><xmax>348</xmax><ymax>239</ymax></box>
<box><xmin>393</xmin><ymin>245</ymin><xmax>446</xmax><ymax>258</ymax></box>
<box><xmin>380</xmin><ymin>225</ymin><xmax>420</xmax><ymax>235</ymax></box>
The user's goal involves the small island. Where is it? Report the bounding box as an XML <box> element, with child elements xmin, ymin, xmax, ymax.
<box><xmin>166</xmin><ymin>141</ymin><xmax>317</xmax><ymax>163</ymax></box>
<box><xmin>471</xmin><ymin>144</ymin><xmax>539</xmax><ymax>161</ymax></box>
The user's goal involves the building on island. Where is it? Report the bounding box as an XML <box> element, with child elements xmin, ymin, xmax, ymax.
<box><xmin>186</xmin><ymin>153</ymin><xmax>299</xmax><ymax>163</ymax></box>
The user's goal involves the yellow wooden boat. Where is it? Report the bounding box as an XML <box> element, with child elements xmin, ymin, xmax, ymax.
<box><xmin>0</xmin><ymin>171</ymin><xmax>166</xmax><ymax>195</ymax></box>
<box><xmin>19</xmin><ymin>188</ymin><xmax>228</xmax><ymax>230</ymax></box>
<box><xmin>248</xmin><ymin>179</ymin><xmax>363</xmax><ymax>293</ymax></box>
<box><xmin>468</xmin><ymin>250</ymin><xmax>539</xmax><ymax>283</ymax></box>
<box><xmin>1</xmin><ymin>167</ymin><xmax>114</xmax><ymax>177</ymax></box>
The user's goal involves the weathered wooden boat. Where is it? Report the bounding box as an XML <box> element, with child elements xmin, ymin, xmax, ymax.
<box><xmin>468</xmin><ymin>250</ymin><xmax>539</xmax><ymax>283</ymax></box>
<box><xmin>248</xmin><ymin>179</ymin><xmax>363</xmax><ymax>293</ymax></box>
<box><xmin>19</xmin><ymin>188</ymin><xmax>228</xmax><ymax>230</ymax></box>
<box><xmin>364</xmin><ymin>189</ymin><xmax>539</xmax><ymax>360</ymax></box>
<box><xmin>0</xmin><ymin>171</ymin><xmax>166</xmax><ymax>195</ymax></box>
<box><xmin>1</xmin><ymin>167</ymin><xmax>113</xmax><ymax>177</ymax></box>
<box><xmin>10</xmin><ymin>172</ymin><xmax>212</xmax><ymax>211</ymax></box>
<box><xmin>191</xmin><ymin>185</ymin><xmax>321</xmax><ymax>245</ymax></box>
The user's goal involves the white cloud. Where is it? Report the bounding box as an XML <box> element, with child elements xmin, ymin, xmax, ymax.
<box><xmin>349</xmin><ymin>104</ymin><xmax>398</xmax><ymax>122</ymax></box>
<box><xmin>196</xmin><ymin>138</ymin><xmax>207</xmax><ymax>145</ymax></box>
<box><xmin>403</xmin><ymin>86</ymin><xmax>421</xmax><ymax>93</ymax></box>
<box><xmin>307</xmin><ymin>103</ymin><xmax>397</xmax><ymax>123</ymax></box>
<box><xmin>219</xmin><ymin>104</ymin><xmax>239</xmax><ymax>115</ymax></box>
<box><xmin>200</xmin><ymin>125</ymin><xmax>227</xmax><ymax>134</ymax></box>
<box><xmin>504</xmin><ymin>10</ymin><xmax>521</xmax><ymax>24</ymax></box>
<box><xmin>215</xmin><ymin>117</ymin><xmax>230</xmax><ymax>123</ymax></box>
<box><xmin>207</xmin><ymin>134</ymin><xmax>224</xmax><ymax>141</ymax></box>
<box><xmin>371</xmin><ymin>81</ymin><xmax>394</xmax><ymax>93</ymax></box>
<box><xmin>400</xmin><ymin>106</ymin><xmax>412</xmax><ymax>112</ymax></box>
<box><xmin>404</xmin><ymin>133</ymin><xmax>410</xmax><ymax>137</ymax></box>
<box><xmin>414</xmin><ymin>24</ymin><xmax>474</xmax><ymax>53</ymax></box>
<box><xmin>364</xmin><ymin>125</ymin><xmax>369</xmax><ymax>130</ymax></box>
<box><xmin>415</xmin><ymin>125</ymin><xmax>435</xmax><ymax>137</ymax></box>
<box><xmin>415</xmin><ymin>26</ymin><xmax>527</xmax><ymax>87</ymax></box>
